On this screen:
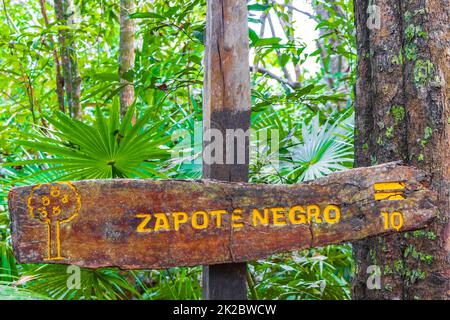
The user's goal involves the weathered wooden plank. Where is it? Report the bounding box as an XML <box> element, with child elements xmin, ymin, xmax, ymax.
<box><xmin>8</xmin><ymin>162</ymin><xmax>437</xmax><ymax>269</ymax></box>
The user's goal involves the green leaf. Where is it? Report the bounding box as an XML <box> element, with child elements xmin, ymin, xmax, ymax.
<box><xmin>247</xmin><ymin>4</ymin><xmax>271</xmax><ymax>11</ymax></box>
<box><xmin>121</xmin><ymin>69</ymin><xmax>134</xmax><ymax>82</ymax></box>
<box><xmin>254</xmin><ymin>37</ymin><xmax>282</xmax><ymax>47</ymax></box>
<box><xmin>280</xmin><ymin>53</ymin><xmax>290</xmax><ymax>67</ymax></box>
<box><xmin>249</xmin><ymin>28</ymin><xmax>259</xmax><ymax>45</ymax></box>
<box><xmin>129</xmin><ymin>12</ymin><xmax>163</xmax><ymax>19</ymax></box>
<box><xmin>93</xmin><ymin>73</ymin><xmax>119</xmax><ymax>81</ymax></box>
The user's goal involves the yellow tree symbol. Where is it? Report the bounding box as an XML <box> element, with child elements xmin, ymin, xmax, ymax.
<box><xmin>27</xmin><ymin>182</ymin><xmax>81</xmax><ymax>260</ymax></box>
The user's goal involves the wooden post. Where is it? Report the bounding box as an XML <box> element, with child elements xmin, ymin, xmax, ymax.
<box><xmin>201</xmin><ymin>0</ymin><xmax>251</xmax><ymax>300</ymax></box>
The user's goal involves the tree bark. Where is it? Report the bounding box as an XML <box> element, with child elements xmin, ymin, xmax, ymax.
<box><xmin>202</xmin><ymin>0</ymin><xmax>251</xmax><ymax>300</ymax></box>
<box><xmin>54</xmin><ymin>0</ymin><xmax>82</xmax><ymax>119</ymax></box>
<box><xmin>352</xmin><ymin>0</ymin><xmax>449</xmax><ymax>299</ymax></box>
<box><xmin>119</xmin><ymin>0</ymin><xmax>135</xmax><ymax>118</ymax></box>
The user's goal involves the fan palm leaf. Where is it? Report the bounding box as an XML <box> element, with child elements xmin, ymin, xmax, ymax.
<box><xmin>3</xmin><ymin>102</ymin><xmax>171</xmax><ymax>181</ymax></box>
<box><xmin>288</xmin><ymin>112</ymin><xmax>354</xmax><ymax>182</ymax></box>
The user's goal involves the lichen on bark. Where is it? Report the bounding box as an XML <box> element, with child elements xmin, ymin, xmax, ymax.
<box><xmin>352</xmin><ymin>0</ymin><xmax>450</xmax><ymax>300</ymax></box>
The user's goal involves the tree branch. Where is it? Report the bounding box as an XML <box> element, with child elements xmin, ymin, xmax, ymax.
<box><xmin>275</xmin><ymin>0</ymin><xmax>302</xmax><ymax>83</ymax></box>
<box><xmin>269</xmin><ymin>0</ymin><xmax>318</xmax><ymax>22</ymax></box>
<box><xmin>266</xmin><ymin>12</ymin><xmax>292</xmax><ymax>82</ymax></box>
<box><xmin>250</xmin><ymin>65</ymin><xmax>301</xmax><ymax>89</ymax></box>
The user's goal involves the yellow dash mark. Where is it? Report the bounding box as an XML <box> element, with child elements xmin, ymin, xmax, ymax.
<box><xmin>374</xmin><ymin>182</ymin><xmax>405</xmax><ymax>191</ymax></box>
<box><xmin>374</xmin><ymin>192</ymin><xmax>406</xmax><ymax>200</ymax></box>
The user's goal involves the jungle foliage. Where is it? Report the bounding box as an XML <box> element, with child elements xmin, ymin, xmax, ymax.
<box><xmin>0</xmin><ymin>0</ymin><xmax>356</xmax><ymax>300</ymax></box>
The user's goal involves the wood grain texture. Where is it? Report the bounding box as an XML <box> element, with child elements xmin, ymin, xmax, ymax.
<box><xmin>202</xmin><ymin>0</ymin><xmax>252</xmax><ymax>299</ymax></box>
<box><xmin>203</xmin><ymin>0</ymin><xmax>251</xmax><ymax>115</ymax></box>
<box><xmin>8</xmin><ymin>163</ymin><xmax>437</xmax><ymax>269</ymax></box>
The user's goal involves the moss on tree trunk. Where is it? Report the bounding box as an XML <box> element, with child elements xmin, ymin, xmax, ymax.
<box><xmin>352</xmin><ymin>0</ymin><xmax>449</xmax><ymax>300</ymax></box>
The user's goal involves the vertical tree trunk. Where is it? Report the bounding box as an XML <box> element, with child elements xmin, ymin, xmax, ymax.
<box><xmin>313</xmin><ymin>1</ymin><xmax>348</xmax><ymax>90</ymax></box>
<box><xmin>54</xmin><ymin>0</ymin><xmax>82</xmax><ymax>119</ymax></box>
<box><xmin>276</xmin><ymin>0</ymin><xmax>302</xmax><ymax>82</ymax></box>
<box><xmin>202</xmin><ymin>0</ymin><xmax>251</xmax><ymax>300</ymax></box>
<box><xmin>313</xmin><ymin>1</ymin><xmax>350</xmax><ymax>111</ymax></box>
<box><xmin>352</xmin><ymin>0</ymin><xmax>449</xmax><ymax>299</ymax></box>
<box><xmin>267</xmin><ymin>12</ymin><xmax>292</xmax><ymax>83</ymax></box>
<box><xmin>119</xmin><ymin>0</ymin><xmax>135</xmax><ymax>118</ymax></box>
<box><xmin>39</xmin><ymin>0</ymin><xmax>65</xmax><ymax>113</ymax></box>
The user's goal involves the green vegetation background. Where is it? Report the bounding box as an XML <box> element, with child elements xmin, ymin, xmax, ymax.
<box><xmin>0</xmin><ymin>0</ymin><xmax>356</xmax><ymax>299</ymax></box>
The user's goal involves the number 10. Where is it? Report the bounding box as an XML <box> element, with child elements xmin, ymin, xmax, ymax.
<box><xmin>381</xmin><ymin>211</ymin><xmax>404</xmax><ymax>231</ymax></box>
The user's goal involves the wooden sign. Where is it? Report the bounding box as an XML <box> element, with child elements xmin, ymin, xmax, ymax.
<box><xmin>8</xmin><ymin>162</ymin><xmax>437</xmax><ymax>269</ymax></box>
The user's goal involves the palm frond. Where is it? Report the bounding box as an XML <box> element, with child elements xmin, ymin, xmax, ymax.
<box><xmin>2</xmin><ymin>104</ymin><xmax>171</xmax><ymax>180</ymax></box>
<box><xmin>0</xmin><ymin>282</ymin><xmax>50</xmax><ymax>300</ymax></box>
<box><xmin>20</xmin><ymin>264</ymin><xmax>140</xmax><ymax>300</ymax></box>
<box><xmin>287</xmin><ymin>112</ymin><xmax>354</xmax><ymax>182</ymax></box>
